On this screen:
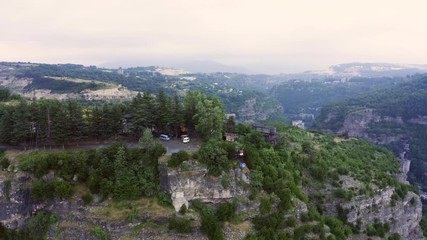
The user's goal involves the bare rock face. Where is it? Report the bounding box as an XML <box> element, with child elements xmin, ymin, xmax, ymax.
<box><xmin>0</xmin><ymin>172</ymin><xmax>45</xmax><ymax>229</ymax></box>
<box><xmin>338</xmin><ymin>109</ymin><xmax>405</xmax><ymax>144</ymax></box>
<box><xmin>160</xmin><ymin>161</ymin><xmax>250</xmax><ymax>211</ymax></box>
<box><xmin>237</xmin><ymin>98</ymin><xmax>283</xmax><ymax>123</ymax></box>
<box><xmin>339</xmin><ymin>109</ymin><xmax>380</xmax><ymax>137</ymax></box>
<box><xmin>324</xmin><ymin>187</ymin><xmax>423</xmax><ymax>240</ymax></box>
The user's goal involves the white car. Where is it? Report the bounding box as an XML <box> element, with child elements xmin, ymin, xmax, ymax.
<box><xmin>182</xmin><ymin>136</ymin><xmax>190</xmax><ymax>143</ymax></box>
<box><xmin>159</xmin><ymin>134</ymin><xmax>170</xmax><ymax>141</ymax></box>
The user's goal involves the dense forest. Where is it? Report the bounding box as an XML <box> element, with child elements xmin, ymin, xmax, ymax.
<box><xmin>0</xmin><ymin>88</ymin><xmax>225</xmax><ymax>148</ymax></box>
<box><xmin>270</xmin><ymin>76</ymin><xmax>411</xmax><ymax>124</ymax></box>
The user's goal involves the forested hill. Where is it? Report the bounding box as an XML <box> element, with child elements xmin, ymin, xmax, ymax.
<box><xmin>270</xmin><ymin>76</ymin><xmax>413</xmax><ymax>125</ymax></box>
<box><xmin>0</xmin><ymin>62</ymin><xmax>283</xmax><ymax>122</ymax></box>
<box><xmin>314</xmin><ymin>75</ymin><xmax>427</xmax><ymax>132</ymax></box>
<box><xmin>313</xmin><ymin>75</ymin><xmax>427</xmax><ymax>208</ymax></box>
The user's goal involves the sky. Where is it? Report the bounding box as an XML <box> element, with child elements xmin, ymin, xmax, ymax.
<box><xmin>1</xmin><ymin>0</ymin><xmax>427</xmax><ymax>73</ymax></box>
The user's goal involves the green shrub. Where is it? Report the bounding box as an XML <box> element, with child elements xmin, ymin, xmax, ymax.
<box><xmin>168</xmin><ymin>215</ymin><xmax>192</xmax><ymax>233</ymax></box>
<box><xmin>0</xmin><ymin>156</ymin><xmax>10</xmax><ymax>170</ymax></box>
<box><xmin>367</xmin><ymin>224</ymin><xmax>376</xmax><ymax>236</ymax></box>
<box><xmin>157</xmin><ymin>192</ymin><xmax>173</xmax><ymax>207</ymax></box>
<box><xmin>91</xmin><ymin>226</ymin><xmax>109</xmax><ymax>239</ymax></box>
<box><xmin>87</xmin><ymin>174</ymin><xmax>101</xmax><ymax>194</ymax></box>
<box><xmin>421</xmin><ymin>216</ymin><xmax>427</xmax><ymax>237</ymax></box>
<box><xmin>180</xmin><ymin>163</ymin><xmax>190</xmax><ymax>171</ymax></box>
<box><xmin>179</xmin><ymin>204</ymin><xmax>187</xmax><ymax>215</ymax></box>
<box><xmin>168</xmin><ymin>151</ymin><xmax>190</xmax><ymax>168</ymax></box>
<box><xmin>126</xmin><ymin>209</ymin><xmax>140</xmax><ymax>222</ymax></box>
<box><xmin>216</xmin><ymin>201</ymin><xmax>237</xmax><ymax>222</ymax></box>
<box><xmin>259</xmin><ymin>196</ymin><xmax>272</xmax><ymax>215</ymax></box>
<box><xmin>31</xmin><ymin>179</ymin><xmax>73</xmax><ymax>200</ymax></box>
<box><xmin>285</xmin><ymin>217</ymin><xmax>297</xmax><ymax>227</ymax></box>
<box><xmin>221</xmin><ymin>141</ymin><xmax>236</xmax><ymax>160</ymax></box>
<box><xmin>31</xmin><ymin>179</ymin><xmax>55</xmax><ymax>200</ymax></box>
<box><xmin>333</xmin><ymin>189</ymin><xmax>353</xmax><ymax>201</ymax></box>
<box><xmin>54</xmin><ymin>181</ymin><xmax>73</xmax><ymax>199</ymax></box>
<box><xmin>192</xmin><ymin>151</ymin><xmax>199</xmax><ymax>160</ymax></box>
<box><xmin>201</xmin><ymin>209</ymin><xmax>223</xmax><ymax>240</ymax></box>
<box><xmin>28</xmin><ymin>212</ymin><xmax>55</xmax><ymax>240</ymax></box>
<box><xmin>190</xmin><ymin>199</ymin><xmax>205</xmax><ymax>212</ymax></box>
<box><xmin>388</xmin><ymin>233</ymin><xmax>401</xmax><ymax>240</ymax></box>
<box><xmin>81</xmin><ymin>193</ymin><xmax>93</xmax><ymax>205</ymax></box>
<box><xmin>221</xmin><ymin>174</ymin><xmax>230</xmax><ymax>189</ymax></box>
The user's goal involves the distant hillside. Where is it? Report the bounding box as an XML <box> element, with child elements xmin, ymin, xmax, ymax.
<box><xmin>270</xmin><ymin>76</ymin><xmax>413</xmax><ymax>127</ymax></box>
<box><xmin>0</xmin><ymin>62</ymin><xmax>283</xmax><ymax>122</ymax></box>
<box><xmin>314</xmin><ymin>75</ymin><xmax>427</xmax><ymax>197</ymax></box>
<box><xmin>314</xmin><ymin>62</ymin><xmax>427</xmax><ymax>78</ymax></box>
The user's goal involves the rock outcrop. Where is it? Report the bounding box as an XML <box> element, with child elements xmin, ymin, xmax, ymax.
<box><xmin>338</xmin><ymin>109</ymin><xmax>404</xmax><ymax>144</ymax></box>
<box><xmin>237</xmin><ymin>98</ymin><xmax>283</xmax><ymax>123</ymax></box>
<box><xmin>319</xmin><ymin>108</ymin><xmax>425</xmax><ymax>239</ymax></box>
<box><xmin>322</xmin><ymin>187</ymin><xmax>423</xmax><ymax>239</ymax></box>
<box><xmin>160</xmin><ymin>161</ymin><xmax>250</xmax><ymax>211</ymax></box>
<box><xmin>346</xmin><ymin>188</ymin><xmax>422</xmax><ymax>239</ymax></box>
<box><xmin>0</xmin><ymin>172</ymin><xmax>45</xmax><ymax>229</ymax></box>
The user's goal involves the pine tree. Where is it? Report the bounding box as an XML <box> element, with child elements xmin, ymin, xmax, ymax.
<box><xmin>66</xmin><ymin>100</ymin><xmax>86</xmax><ymax>144</ymax></box>
<box><xmin>0</xmin><ymin>107</ymin><xmax>14</xmax><ymax>144</ymax></box>
<box><xmin>132</xmin><ymin>92</ymin><xmax>155</xmax><ymax>136</ymax></box>
<box><xmin>10</xmin><ymin>100</ymin><xmax>31</xmax><ymax>147</ymax></box>
<box><xmin>51</xmin><ymin>105</ymin><xmax>70</xmax><ymax>148</ymax></box>
<box><xmin>155</xmin><ymin>89</ymin><xmax>173</xmax><ymax>133</ymax></box>
<box><xmin>171</xmin><ymin>94</ymin><xmax>184</xmax><ymax>137</ymax></box>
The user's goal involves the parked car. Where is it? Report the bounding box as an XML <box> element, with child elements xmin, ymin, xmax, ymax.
<box><xmin>159</xmin><ymin>134</ymin><xmax>170</xmax><ymax>141</ymax></box>
<box><xmin>182</xmin><ymin>136</ymin><xmax>190</xmax><ymax>143</ymax></box>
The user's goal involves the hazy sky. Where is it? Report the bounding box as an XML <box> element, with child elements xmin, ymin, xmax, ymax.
<box><xmin>2</xmin><ymin>0</ymin><xmax>427</xmax><ymax>73</ymax></box>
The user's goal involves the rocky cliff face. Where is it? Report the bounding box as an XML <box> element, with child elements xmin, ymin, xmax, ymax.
<box><xmin>322</xmin><ymin>186</ymin><xmax>423</xmax><ymax>239</ymax></box>
<box><xmin>337</xmin><ymin>109</ymin><xmax>404</xmax><ymax>144</ymax></box>
<box><xmin>347</xmin><ymin>188</ymin><xmax>422</xmax><ymax>239</ymax></box>
<box><xmin>319</xmin><ymin>108</ymin><xmax>425</xmax><ymax>239</ymax></box>
<box><xmin>237</xmin><ymin>98</ymin><xmax>283</xmax><ymax>123</ymax></box>
<box><xmin>160</xmin><ymin>161</ymin><xmax>250</xmax><ymax>211</ymax></box>
<box><xmin>0</xmin><ymin>172</ymin><xmax>47</xmax><ymax>229</ymax></box>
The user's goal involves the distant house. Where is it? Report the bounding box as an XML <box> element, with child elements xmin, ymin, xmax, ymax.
<box><xmin>252</xmin><ymin>124</ymin><xmax>280</xmax><ymax>144</ymax></box>
<box><xmin>252</xmin><ymin>124</ymin><xmax>277</xmax><ymax>135</ymax></box>
<box><xmin>225</xmin><ymin>133</ymin><xmax>237</xmax><ymax>142</ymax></box>
<box><xmin>292</xmin><ymin>120</ymin><xmax>305</xmax><ymax>129</ymax></box>
<box><xmin>225</xmin><ymin>113</ymin><xmax>236</xmax><ymax>120</ymax></box>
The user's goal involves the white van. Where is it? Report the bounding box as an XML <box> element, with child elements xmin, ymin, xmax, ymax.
<box><xmin>159</xmin><ymin>134</ymin><xmax>170</xmax><ymax>141</ymax></box>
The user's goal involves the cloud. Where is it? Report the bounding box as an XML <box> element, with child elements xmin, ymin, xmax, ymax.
<box><xmin>1</xmin><ymin>0</ymin><xmax>427</xmax><ymax>73</ymax></box>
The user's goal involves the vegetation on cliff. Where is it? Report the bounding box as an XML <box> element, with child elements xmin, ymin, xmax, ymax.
<box><xmin>0</xmin><ymin>87</ymin><xmax>419</xmax><ymax>239</ymax></box>
<box><xmin>270</xmin><ymin>77</ymin><xmax>410</xmax><ymax>124</ymax></box>
<box><xmin>314</xmin><ymin>76</ymin><xmax>427</xmax><ymax>205</ymax></box>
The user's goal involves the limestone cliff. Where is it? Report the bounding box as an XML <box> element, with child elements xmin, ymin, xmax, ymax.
<box><xmin>160</xmin><ymin>161</ymin><xmax>250</xmax><ymax>211</ymax></box>
<box><xmin>337</xmin><ymin>108</ymin><xmax>404</xmax><ymax>144</ymax></box>
<box><xmin>237</xmin><ymin>98</ymin><xmax>283</xmax><ymax>123</ymax></box>
<box><xmin>317</xmin><ymin>108</ymin><xmax>426</xmax><ymax>239</ymax></box>
<box><xmin>324</xmin><ymin>187</ymin><xmax>423</xmax><ymax>239</ymax></box>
